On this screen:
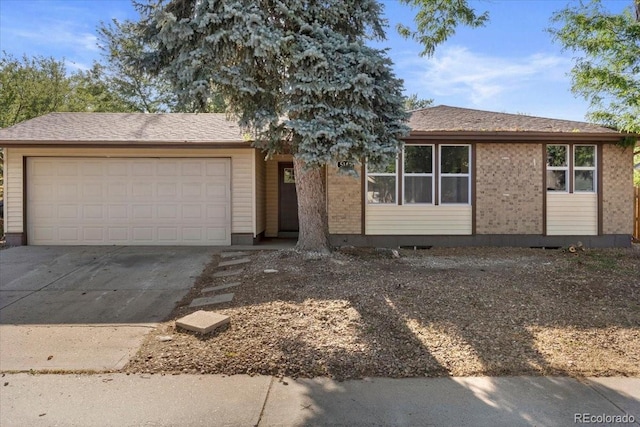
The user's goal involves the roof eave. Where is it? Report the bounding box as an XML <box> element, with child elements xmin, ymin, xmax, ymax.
<box><xmin>0</xmin><ymin>140</ymin><xmax>253</xmax><ymax>148</ymax></box>
<box><xmin>404</xmin><ymin>131</ymin><xmax>628</xmax><ymax>142</ymax></box>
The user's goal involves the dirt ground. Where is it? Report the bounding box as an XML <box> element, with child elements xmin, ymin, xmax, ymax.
<box><xmin>126</xmin><ymin>245</ymin><xmax>640</xmax><ymax>380</ymax></box>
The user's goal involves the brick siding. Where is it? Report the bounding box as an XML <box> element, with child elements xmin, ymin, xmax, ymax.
<box><xmin>602</xmin><ymin>144</ymin><xmax>634</xmax><ymax>234</ymax></box>
<box><xmin>475</xmin><ymin>143</ymin><xmax>543</xmax><ymax>234</ymax></box>
<box><xmin>327</xmin><ymin>166</ymin><xmax>362</xmax><ymax>234</ymax></box>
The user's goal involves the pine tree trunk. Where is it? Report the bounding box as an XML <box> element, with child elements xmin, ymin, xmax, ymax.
<box><xmin>293</xmin><ymin>156</ymin><xmax>331</xmax><ymax>253</ymax></box>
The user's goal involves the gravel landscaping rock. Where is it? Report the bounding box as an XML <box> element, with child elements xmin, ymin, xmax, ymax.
<box><xmin>126</xmin><ymin>246</ymin><xmax>640</xmax><ymax>380</ymax></box>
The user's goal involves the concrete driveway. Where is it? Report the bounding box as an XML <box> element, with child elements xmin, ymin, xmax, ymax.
<box><xmin>0</xmin><ymin>246</ymin><xmax>216</xmax><ymax>371</ymax></box>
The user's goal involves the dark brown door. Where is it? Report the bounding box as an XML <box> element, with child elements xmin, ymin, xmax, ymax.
<box><xmin>278</xmin><ymin>162</ymin><xmax>299</xmax><ymax>233</ymax></box>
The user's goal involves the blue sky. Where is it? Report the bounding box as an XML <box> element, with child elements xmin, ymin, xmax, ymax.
<box><xmin>0</xmin><ymin>0</ymin><xmax>632</xmax><ymax>121</ymax></box>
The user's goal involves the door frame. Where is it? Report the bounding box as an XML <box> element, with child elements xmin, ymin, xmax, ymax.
<box><xmin>278</xmin><ymin>162</ymin><xmax>299</xmax><ymax>236</ymax></box>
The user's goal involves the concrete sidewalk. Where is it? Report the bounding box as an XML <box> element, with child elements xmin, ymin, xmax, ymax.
<box><xmin>1</xmin><ymin>374</ymin><xmax>638</xmax><ymax>426</ymax></box>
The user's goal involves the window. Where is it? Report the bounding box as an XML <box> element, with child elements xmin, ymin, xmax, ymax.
<box><xmin>367</xmin><ymin>144</ymin><xmax>471</xmax><ymax>205</ymax></box>
<box><xmin>546</xmin><ymin>145</ymin><xmax>568</xmax><ymax>191</ymax></box>
<box><xmin>440</xmin><ymin>145</ymin><xmax>470</xmax><ymax>204</ymax></box>
<box><xmin>404</xmin><ymin>145</ymin><xmax>433</xmax><ymax>204</ymax></box>
<box><xmin>574</xmin><ymin>145</ymin><xmax>596</xmax><ymax>192</ymax></box>
<box><xmin>546</xmin><ymin>144</ymin><xmax>596</xmax><ymax>193</ymax></box>
<box><xmin>367</xmin><ymin>157</ymin><xmax>397</xmax><ymax>204</ymax></box>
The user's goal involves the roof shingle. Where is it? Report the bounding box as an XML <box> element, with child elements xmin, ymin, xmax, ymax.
<box><xmin>0</xmin><ymin>106</ymin><xmax>623</xmax><ymax>146</ymax></box>
<box><xmin>0</xmin><ymin>112</ymin><xmax>246</xmax><ymax>143</ymax></box>
<box><xmin>408</xmin><ymin>105</ymin><xmax>619</xmax><ymax>134</ymax></box>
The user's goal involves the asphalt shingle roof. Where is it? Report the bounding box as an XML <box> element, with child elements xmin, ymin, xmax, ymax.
<box><xmin>0</xmin><ymin>112</ymin><xmax>246</xmax><ymax>143</ymax></box>
<box><xmin>408</xmin><ymin>105</ymin><xmax>620</xmax><ymax>134</ymax></box>
<box><xmin>0</xmin><ymin>106</ymin><xmax>622</xmax><ymax>146</ymax></box>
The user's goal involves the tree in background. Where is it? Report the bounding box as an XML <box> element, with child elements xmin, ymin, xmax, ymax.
<box><xmin>97</xmin><ymin>19</ymin><xmax>226</xmax><ymax>113</ymax></box>
<box><xmin>0</xmin><ymin>54</ymin><xmax>69</xmax><ymax>128</ymax></box>
<box><xmin>550</xmin><ymin>1</ymin><xmax>639</xmax><ymax>134</ymax></box>
<box><xmin>0</xmin><ymin>52</ymin><xmax>138</xmax><ymax>210</ymax></box>
<box><xmin>135</xmin><ymin>0</ymin><xmax>486</xmax><ymax>252</ymax></box>
<box><xmin>550</xmin><ymin>0</ymin><xmax>640</xmax><ymax>185</ymax></box>
<box><xmin>404</xmin><ymin>94</ymin><xmax>434</xmax><ymax>111</ymax></box>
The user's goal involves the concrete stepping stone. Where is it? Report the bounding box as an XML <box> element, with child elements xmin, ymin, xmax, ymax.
<box><xmin>220</xmin><ymin>251</ymin><xmax>247</xmax><ymax>259</ymax></box>
<box><xmin>218</xmin><ymin>258</ymin><xmax>251</xmax><ymax>267</ymax></box>
<box><xmin>202</xmin><ymin>282</ymin><xmax>241</xmax><ymax>293</ymax></box>
<box><xmin>189</xmin><ymin>293</ymin><xmax>234</xmax><ymax>308</ymax></box>
<box><xmin>212</xmin><ymin>269</ymin><xmax>243</xmax><ymax>278</ymax></box>
<box><xmin>176</xmin><ymin>310</ymin><xmax>230</xmax><ymax>334</ymax></box>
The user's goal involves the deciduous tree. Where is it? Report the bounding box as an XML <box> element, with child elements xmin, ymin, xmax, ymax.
<box><xmin>550</xmin><ymin>0</ymin><xmax>640</xmax><ymax>136</ymax></box>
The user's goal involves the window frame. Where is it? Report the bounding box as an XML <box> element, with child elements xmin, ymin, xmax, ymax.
<box><xmin>546</xmin><ymin>144</ymin><xmax>597</xmax><ymax>194</ymax></box>
<box><xmin>402</xmin><ymin>144</ymin><xmax>435</xmax><ymax>205</ymax></box>
<box><xmin>366</xmin><ymin>157</ymin><xmax>399</xmax><ymax>205</ymax></box>
<box><xmin>546</xmin><ymin>144</ymin><xmax>570</xmax><ymax>193</ymax></box>
<box><xmin>438</xmin><ymin>144</ymin><xmax>471</xmax><ymax>205</ymax></box>
<box><xmin>573</xmin><ymin>144</ymin><xmax>597</xmax><ymax>193</ymax></box>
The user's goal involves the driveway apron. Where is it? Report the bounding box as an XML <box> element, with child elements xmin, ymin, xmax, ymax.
<box><xmin>0</xmin><ymin>246</ymin><xmax>215</xmax><ymax>371</ymax></box>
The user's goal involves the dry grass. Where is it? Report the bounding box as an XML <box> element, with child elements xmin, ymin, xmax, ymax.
<box><xmin>126</xmin><ymin>246</ymin><xmax>640</xmax><ymax>380</ymax></box>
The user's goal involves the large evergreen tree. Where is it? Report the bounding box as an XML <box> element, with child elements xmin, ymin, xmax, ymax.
<box><xmin>134</xmin><ymin>0</ymin><xmax>486</xmax><ymax>252</ymax></box>
<box><xmin>135</xmin><ymin>0</ymin><xmax>407</xmax><ymax>251</ymax></box>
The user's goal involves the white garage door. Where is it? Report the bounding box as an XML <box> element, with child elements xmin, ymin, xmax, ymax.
<box><xmin>27</xmin><ymin>157</ymin><xmax>231</xmax><ymax>245</ymax></box>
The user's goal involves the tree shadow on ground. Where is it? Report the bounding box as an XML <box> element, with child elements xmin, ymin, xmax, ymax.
<box><xmin>141</xmin><ymin>247</ymin><xmax>640</xmax><ymax>425</ymax></box>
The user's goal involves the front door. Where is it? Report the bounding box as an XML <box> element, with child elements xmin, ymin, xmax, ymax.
<box><xmin>278</xmin><ymin>162</ymin><xmax>299</xmax><ymax>234</ymax></box>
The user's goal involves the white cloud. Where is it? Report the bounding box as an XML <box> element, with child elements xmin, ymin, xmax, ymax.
<box><xmin>400</xmin><ymin>46</ymin><xmax>571</xmax><ymax>106</ymax></box>
<box><xmin>9</xmin><ymin>25</ymin><xmax>99</xmax><ymax>54</ymax></box>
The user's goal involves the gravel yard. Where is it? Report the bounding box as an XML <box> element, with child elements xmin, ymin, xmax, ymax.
<box><xmin>126</xmin><ymin>246</ymin><xmax>640</xmax><ymax>380</ymax></box>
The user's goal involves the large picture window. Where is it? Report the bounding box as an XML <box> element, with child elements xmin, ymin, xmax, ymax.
<box><xmin>367</xmin><ymin>144</ymin><xmax>471</xmax><ymax>205</ymax></box>
<box><xmin>546</xmin><ymin>144</ymin><xmax>596</xmax><ymax>193</ymax></box>
<box><xmin>366</xmin><ymin>157</ymin><xmax>397</xmax><ymax>204</ymax></box>
<box><xmin>404</xmin><ymin>145</ymin><xmax>433</xmax><ymax>204</ymax></box>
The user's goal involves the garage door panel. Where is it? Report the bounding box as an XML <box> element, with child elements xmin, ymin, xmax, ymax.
<box><xmin>182</xmin><ymin>183</ymin><xmax>203</xmax><ymax>198</ymax></box>
<box><xmin>83</xmin><ymin>227</ymin><xmax>104</xmax><ymax>241</ymax></box>
<box><xmin>182</xmin><ymin>205</ymin><xmax>203</xmax><ymax>219</ymax></box>
<box><xmin>58</xmin><ymin>162</ymin><xmax>79</xmax><ymax>176</ymax></box>
<box><xmin>107</xmin><ymin>163</ymin><xmax>127</xmax><ymax>176</ymax></box>
<box><xmin>108</xmin><ymin>228</ymin><xmax>129</xmax><ymax>241</ymax></box>
<box><xmin>182</xmin><ymin>162</ymin><xmax>203</xmax><ymax>176</ymax></box>
<box><xmin>27</xmin><ymin>158</ymin><xmax>231</xmax><ymax>245</ymax></box>
<box><xmin>108</xmin><ymin>205</ymin><xmax>128</xmax><ymax>220</ymax></box>
<box><xmin>158</xmin><ymin>183</ymin><xmax>177</xmax><ymax>197</ymax></box>
<box><xmin>132</xmin><ymin>205</ymin><xmax>153</xmax><ymax>220</ymax></box>
<box><xmin>58</xmin><ymin>205</ymin><xmax>79</xmax><ymax>219</ymax></box>
<box><xmin>82</xmin><ymin>183</ymin><xmax>103</xmax><ymax>199</ymax></box>
<box><xmin>59</xmin><ymin>227</ymin><xmax>79</xmax><ymax>241</ymax></box>
<box><xmin>132</xmin><ymin>162</ymin><xmax>155</xmax><ymax>176</ymax></box>
<box><xmin>158</xmin><ymin>205</ymin><xmax>178</xmax><ymax>219</ymax></box>
<box><xmin>132</xmin><ymin>183</ymin><xmax>154</xmax><ymax>198</ymax></box>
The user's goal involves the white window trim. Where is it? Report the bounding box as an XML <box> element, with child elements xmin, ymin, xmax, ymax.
<box><xmin>547</xmin><ymin>144</ymin><xmax>569</xmax><ymax>193</ymax></box>
<box><xmin>438</xmin><ymin>144</ymin><xmax>471</xmax><ymax>205</ymax></box>
<box><xmin>573</xmin><ymin>145</ymin><xmax>597</xmax><ymax>193</ymax></box>
<box><xmin>366</xmin><ymin>160</ymin><xmax>399</xmax><ymax>205</ymax></box>
<box><xmin>403</xmin><ymin>144</ymin><xmax>435</xmax><ymax>205</ymax></box>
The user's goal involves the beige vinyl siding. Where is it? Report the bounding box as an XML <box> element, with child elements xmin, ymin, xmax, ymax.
<box><xmin>366</xmin><ymin>205</ymin><xmax>472</xmax><ymax>235</ymax></box>
<box><xmin>547</xmin><ymin>193</ymin><xmax>597</xmax><ymax>235</ymax></box>
<box><xmin>5</xmin><ymin>148</ymin><xmax>24</xmax><ymax>233</ymax></box>
<box><xmin>254</xmin><ymin>150</ymin><xmax>266</xmax><ymax>236</ymax></box>
<box><xmin>4</xmin><ymin>147</ymin><xmax>256</xmax><ymax>235</ymax></box>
